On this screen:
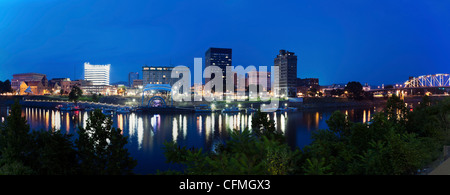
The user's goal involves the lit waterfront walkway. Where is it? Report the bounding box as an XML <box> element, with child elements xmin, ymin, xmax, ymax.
<box><xmin>22</xmin><ymin>99</ymin><xmax>131</xmax><ymax>109</ymax></box>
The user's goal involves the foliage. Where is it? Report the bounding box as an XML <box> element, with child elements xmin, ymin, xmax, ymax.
<box><xmin>68</xmin><ymin>86</ymin><xmax>83</xmax><ymax>104</ymax></box>
<box><xmin>0</xmin><ymin>101</ymin><xmax>136</xmax><ymax>175</ymax></box>
<box><xmin>163</xmin><ymin>109</ymin><xmax>301</xmax><ymax>175</ymax></box>
<box><xmin>345</xmin><ymin>81</ymin><xmax>363</xmax><ymax>99</ymax></box>
<box><xmin>251</xmin><ymin>109</ymin><xmax>285</xmax><ymax>143</ymax></box>
<box><xmin>0</xmin><ymin>100</ymin><xmax>33</xmax><ymax>165</ymax></box>
<box><xmin>163</xmin><ymin>97</ymin><xmax>450</xmax><ymax>175</ymax></box>
<box><xmin>384</xmin><ymin>94</ymin><xmax>409</xmax><ymax>126</ymax></box>
<box><xmin>0</xmin><ymin>100</ymin><xmax>77</xmax><ymax>175</ymax></box>
<box><xmin>302</xmin><ymin>157</ymin><xmax>332</xmax><ymax>175</ymax></box>
<box><xmin>303</xmin><ymin>96</ymin><xmax>450</xmax><ymax>175</ymax></box>
<box><xmin>0</xmin><ymin>80</ymin><xmax>13</xmax><ymax>94</ymax></box>
<box><xmin>0</xmin><ymin>161</ymin><xmax>34</xmax><ymax>175</ymax></box>
<box><xmin>164</xmin><ymin>128</ymin><xmax>300</xmax><ymax>175</ymax></box>
<box><xmin>29</xmin><ymin>130</ymin><xmax>78</xmax><ymax>175</ymax></box>
<box><xmin>92</xmin><ymin>93</ymin><xmax>99</xmax><ymax>102</ymax></box>
<box><xmin>76</xmin><ymin>109</ymin><xmax>137</xmax><ymax>175</ymax></box>
<box><xmin>330</xmin><ymin>89</ymin><xmax>345</xmax><ymax>97</ymax></box>
<box><xmin>307</xmin><ymin>87</ymin><xmax>318</xmax><ymax>97</ymax></box>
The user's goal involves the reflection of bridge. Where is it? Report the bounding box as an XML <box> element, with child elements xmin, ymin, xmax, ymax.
<box><xmin>404</xmin><ymin>74</ymin><xmax>450</xmax><ymax>88</ymax></box>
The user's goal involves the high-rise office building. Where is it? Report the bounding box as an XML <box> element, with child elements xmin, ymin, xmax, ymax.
<box><xmin>205</xmin><ymin>47</ymin><xmax>232</xmax><ymax>92</ymax></box>
<box><xmin>84</xmin><ymin>62</ymin><xmax>110</xmax><ymax>86</ymax></box>
<box><xmin>128</xmin><ymin>72</ymin><xmax>139</xmax><ymax>87</ymax></box>
<box><xmin>274</xmin><ymin>50</ymin><xmax>297</xmax><ymax>97</ymax></box>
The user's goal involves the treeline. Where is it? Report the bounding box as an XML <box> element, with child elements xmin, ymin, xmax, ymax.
<box><xmin>0</xmin><ymin>80</ymin><xmax>13</xmax><ymax>94</ymax></box>
<box><xmin>163</xmin><ymin>95</ymin><xmax>450</xmax><ymax>175</ymax></box>
<box><xmin>0</xmin><ymin>100</ymin><xmax>136</xmax><ymax>175</ymax></box>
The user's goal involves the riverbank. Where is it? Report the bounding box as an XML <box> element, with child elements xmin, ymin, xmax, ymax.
<box><xmin>1</xmin><ymin>95</ymin><xmax>446</xmax><ymax>111</ymax></box>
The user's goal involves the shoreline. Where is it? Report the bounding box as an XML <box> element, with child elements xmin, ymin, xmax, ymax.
<box><xmin>0</xmin><ymin>95</ymin><xmax>446</xmax><ymax>111</ymax></box>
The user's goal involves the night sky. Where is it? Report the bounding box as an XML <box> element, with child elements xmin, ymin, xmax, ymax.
<box><xmin>0</xmin><ymin>0</ymin><xmax>449</xmax><ymax>86</ymax></box>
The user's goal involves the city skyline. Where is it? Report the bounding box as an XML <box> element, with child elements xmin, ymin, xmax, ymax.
<box><xmin>1</xmin><ymin>0</ymin><xmax>449</xmax><ymax>86</ymax></box>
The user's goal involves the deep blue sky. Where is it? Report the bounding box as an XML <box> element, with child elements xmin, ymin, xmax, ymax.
<box><xmin>0</xmin><ymin>0</ymin><xmax>449</xmax><ymax>86</ymax></box>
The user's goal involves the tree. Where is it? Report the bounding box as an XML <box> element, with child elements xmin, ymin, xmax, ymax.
<box><xmin>307</xmin><ymin>87</ymin><xmax>318</xmax><ymax>97</ymax></box>
<box><xmin>330</xmin><ymin>89</ymin><xmax>345</xmax><ymax>97</ymax></box>
<box><xmin>29</xmin><ymin>129</ymin><xmax>78</xmax><ymax>175</ymax></box>
<box><xmin>163</xmin><ymin>108</ymin><xmax>301</xmax><ymax>175</ymax></box>
<box><xmin>163</xmin><ymin>128</ymin><xmax>300</xmax><ymax>175</ymax></box>
<box><xmin>68</xmin><ymin>86</ymin><xmax>83</xmax><ymax>104</ymax></box>
<box><xmin>251</xmin><ymin>109</ymin><xmax>284</xmax><ymax>143</ymax></box>
<box><xmin>0</xmin><ymin>100</ymin><xmax>33</xmax><ymax>167</ymax></box>
<box><xmin>75</xmin><ymin>109</ymin><xmax>137</xmax><ymax>175</ymax></box>
<box><xmin>302</xmin><ymin>96</ymin><xmax>450</xmax><ymax>175</ymax></box>
<box><xmin>384</xmin><ymin>94</ymin><xmax>409</xmax><ymax>126</ymax></box>
<box><xmin>0</xmin><ymin>80</ymin><xmax>12</xmax><ymax>94</ymax></box>
<box><xmin>345</xmin><ymin>81</ymin><xmax>363</xmax><ymax>99</ymax></box>
<box><xmin>92</xmin><ymin>93</ymin><xmax>99</xmax><ymax>102</ymax></box>
<box><xmin>0</xmin><ymin>100</ymin><xmax>78</xmax><ymax>175</ymax></box>
<box><xmin>302</xmin><ymin>157</ymin><xmax>332</xmax><ymax>175</ymax></box>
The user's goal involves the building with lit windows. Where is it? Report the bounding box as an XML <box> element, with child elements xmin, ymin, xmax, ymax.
<box><xmin>142</xmin><ymin>66</ymin><xmax>177</xmax><ymax>85</ymax></box>
<box><xmin>84</xmin><ymin>62</ymin><xmax>110</xmax><ymax>85</ymax></box>
<box><xmin>274</xmin><ymin>50</ymin><xmax>297</xmax><ymax>97</ymax></box>
<box><xmin>11</xmin><ymin>73</ymin><xmax>49</xmax><ymax>95</ymax></box>
<box><xmin>204</xmin><ymin>47</ymin><xmax>232</xmax><ymax>92</ymax></box>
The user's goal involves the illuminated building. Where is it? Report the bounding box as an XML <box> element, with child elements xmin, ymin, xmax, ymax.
<box><xmin>142</xmin><ymin>66</ymin><xmax>176</xmax><ymax>85</ymax></box>
<box><xmin>205</xmin><ymin>47</ymin><xmax>232</xmax><ymax>92</ymax></box>
<box><xmin>11</xmin><ymin>73</ymin><xmax>48</xmax><ymax>95</ymax></box>
<box><xmin>84</xmin><ymin>62</ymin><xmax>110</xmax><ymax>85</ymax></box>
<box><xmin>274</xmin><ymin>50</ymin><xmax>297</xmax><ymax>97</ymax></box>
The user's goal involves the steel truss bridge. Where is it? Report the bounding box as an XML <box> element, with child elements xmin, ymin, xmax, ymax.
<box><xmin>403</xmin><ymin>74</ymin><xmax>450</xmax><ymax>88</ymax></box>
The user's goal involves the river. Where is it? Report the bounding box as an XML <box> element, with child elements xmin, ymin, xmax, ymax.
<box><xmin>0</xmin><ymin>106</ymin><xmax>383</xmax><ymax>174</ymax></box>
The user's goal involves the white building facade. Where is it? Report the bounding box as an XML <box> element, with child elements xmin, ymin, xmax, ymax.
<box><xmin>84</xmin><ymin>62</ymin><xmax>111</xmax><ymax>85</ymax></box>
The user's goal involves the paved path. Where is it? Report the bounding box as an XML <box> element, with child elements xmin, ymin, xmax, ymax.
<box><xmin>429</xmin><ymin>158</ymin><xmax>450</xmax><ymax>175</ymax></box>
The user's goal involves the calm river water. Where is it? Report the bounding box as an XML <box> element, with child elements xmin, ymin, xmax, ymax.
<box><xmin>0</xmin><ymin>106</ymin><xmax>383</xmax><ymax>174</ymax></box>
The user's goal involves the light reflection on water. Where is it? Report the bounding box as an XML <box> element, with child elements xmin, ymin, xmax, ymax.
<box><xmin>0</xmin><ymin>106</ymin><xmax>382</xmax><ymax>174</ymax></box>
